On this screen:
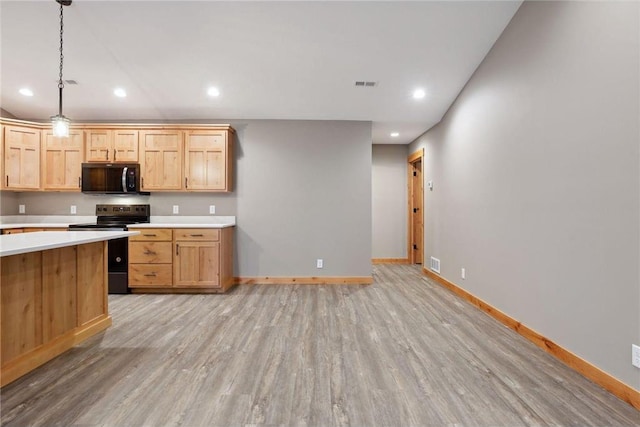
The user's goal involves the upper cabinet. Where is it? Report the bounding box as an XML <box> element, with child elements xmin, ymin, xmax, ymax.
<box><xmin>85</xmin><ymin>129</ymin><xmax>138</xmax><ymax>163</ymax></box>
<box><xmin>0</xmin><ymin>120</ymin><xmax>235</xmax><ymax>193</ymax></box>
<box><xmin>3</xmin><ymin>125</ymin><xmax>41</xmax><ymax>190</ymax></box>
<box><xmin>184</xmin><ymin>130</ymin><xmax>232</xmax><ymax>192</ymax></box>
<box><xmin>139</xmin><ymin>130</ymin><xmax>183</xmax><ymax>191</ymax></box>
<box><xmin>42</xmin><ymin>130</ymin><xmax>84</xmax><ymax>191</ymax></box>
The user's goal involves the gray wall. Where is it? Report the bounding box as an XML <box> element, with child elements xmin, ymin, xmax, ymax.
<box><xmin>410</xmin><ymin>1</ymin><xmax>639</xmax><ymax>389</ymax></box>
<box><xmin>6</xmin><ymin>119</ymin><xmax>373</xmax><ymax>279</ymax></box>
<box><xmin>372</xmin><ymin>145</ymin><xmax>408</xmax><ymax>259</ymax></box>
<box><xmin>0</xmin><ymin>191</ymin><xmax>19</xmax><ymax>215</ymax></box>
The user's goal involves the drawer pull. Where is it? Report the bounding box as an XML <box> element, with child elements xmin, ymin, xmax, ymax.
<box><xmin>176</xmin><ymin>244</ymin><xmax>179</xmax><ymax>255</ymax></box>
<box><xmin>143</xmin><ymin>250</ymin><xmax>156</xmax><ymax>255</ymax></box>
<box><xmin>190</xmin><ymin>234</ymin><xmax>204</xmax><ymax>237</ymax></box>
<box><xmin>143</xmin><ymin>234</ymin><xmax>157</xmax><ymax>237</ymax></box>
<box><xmin>144</xmin><ymin>273</ymin><xmax>157</xmax><ymax>277</ymax></box>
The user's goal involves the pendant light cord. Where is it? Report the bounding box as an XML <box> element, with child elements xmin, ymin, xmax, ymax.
<box><xmin>58</xmin><ymin>0</ymin><xmax>64</xmax><ymax>116</ymax></box>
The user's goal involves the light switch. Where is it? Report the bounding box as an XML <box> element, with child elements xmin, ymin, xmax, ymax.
<box><xmin>18</xmin><ymin>204</ymin><xmax>25</xmax><ymax>214</ymax></box>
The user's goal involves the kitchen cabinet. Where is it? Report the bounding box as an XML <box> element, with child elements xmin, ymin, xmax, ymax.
<box><xmin>128</xmin><ymin>228</ymin><xmax>173</xmax><ymax>288</ymax></box>
<box><xmin>184</xmin><ymin>130</ymin><xmax>233</xmax><ymax>191</ymax></box>
<box><xmin>174</xmin><ymin>229</ymin><xmax>220</xmax><ymax>288</ymax></box>
<box><xmin>85</xmin><ymin>129</ymin><xmax>139</xmax><ymax>163</ymax></box>
<box><xmin>3</xmin><ymin>125</ymin><xmax>40</xmax><ymax>190</ymax></box>
<box><xmin>139</xmin><ymin>130</ymin><xmax>183</xmax><ymax>191</ymax></box>
<box><xmin>1</xmin><ymin>239</ymin><xmax>111</xmax><ymax>386</ymax></box>
<box><xmin>2</xmin><ymin>229</ymin><xmax>24</xmax><ymax>234</ymax></box>
<box><xmin>127</xmin><ymin>226</ymin><xmax>234</xmax><ymax>292</ymax></box>
<box><xmin>174</xmin><ymin>228</ymin><xmax>234</xmax><ymax>291</ymax></box>
<box><xmin>42</xmin><ymin>130</ymin><xmax>83</xmax><ymax>190</ymax></box>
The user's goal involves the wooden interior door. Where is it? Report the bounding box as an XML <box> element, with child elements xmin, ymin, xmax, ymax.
<box><xmin>408</xmin><ymin>149</ymin><xmax>424</xmax><ymax>264</ymax></box>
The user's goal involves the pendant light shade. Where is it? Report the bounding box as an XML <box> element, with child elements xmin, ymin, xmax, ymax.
<box><xmin>51</xmin><ymin>0</ymin><xmax>72</xmax><ymax>137</ymax></box>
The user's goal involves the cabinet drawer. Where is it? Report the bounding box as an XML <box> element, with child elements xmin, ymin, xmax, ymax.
<box><xmin>174</xmin><ymin>229</ymin><xmax>219</xmax><ymax>241</ymax></box>
<box><xmin>129</xmin><ymin>242</ymin><xmax>172</xmax><ymax>263</ymax></box>
<box><xmin>129</xmin><ymin>265</ymin><xmax>173</xmax><ymax>287</ymax></box>
<box><xmin>129</xmin><ymin>229</ymin><xmax>172</xmax><ymax>241</ymax></box>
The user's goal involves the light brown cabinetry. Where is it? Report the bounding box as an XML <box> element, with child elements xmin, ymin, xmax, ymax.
<box><xmin>174</xmin><ymin>229</ymin><xmax>221</xmax><ymax>288</ymax></box>
<box><xmin>128</xmin><ymin>229</ymin><xmax>173</xmax><ymax>288</ymax></box>
<box><xmin>3</xmin><ymin>125</ymin><xmax>40</xmax><ymax>190</ymax></box>
<box><xmin>0</xmin><ymin>119</ymin><xmax>234</xmax><ymax>193</ymax></box>
<box><xmin>128</xmin><ymin>227</ymin><xmax>234</xmax><ymax>293</ymax></box>
<box><xmin>85</xmin><ymin>129</ymin><xmax>139</xmax><ymax>162</ymax></box>
<box><xmin>184</xmin><ymin>130</ymin><xmax>232</xmax><ymax>191</ymax></box>
<box><xmin>42</xmin><ymin>130</ymin><xmax>84</xmax><ymax>190</ymax></box>
<box><xmin>1</xmin><ymin>240</ymin><xmax>110</xmax><ymax>386</ymax></box>
<box><xmin>139</xmin><ymin>131</ymin><xmax>183</xmax><ymax>191</ymax></box>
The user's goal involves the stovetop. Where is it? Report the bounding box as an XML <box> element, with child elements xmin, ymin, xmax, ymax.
<box><xmin>69</xmin><ymin>204</ymin><xmax>151</xmax><ymax>229</ymax></box>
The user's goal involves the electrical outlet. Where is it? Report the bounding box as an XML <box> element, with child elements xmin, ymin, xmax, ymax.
<box><xmin>461</xmin><ymin>268</ymin><xmax>466</xmax><ymax>279</ymax></box>
<box><xmin>18</xmin><ymin>204</ymin><xmax>25</xmax><ymax>214</ymax></box>
<box><xmin>173</xmin><ymin>205</ymin><xmax>179</xmax><ymax>215</ymax></box>
<box><xmin>209</xmin><ymin>205</ymin><xmax>216</xmax><ymax>214</ymax></box>
<box><xmin>632</xmin><ymin>344</ymin><xmax>640</xmax><ymax>369</ymax></box>
<box><xmin>70</xmin><ymin>205</ymin><xmax>77</xmax><ymax>214</ymax></box>
<box><xmin>316</xmin><ymin>259</ymin><xmax>323</xmax><ymax>269</ymax></box>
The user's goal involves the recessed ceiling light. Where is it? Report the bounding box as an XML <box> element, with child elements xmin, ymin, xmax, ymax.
<box><xmin>412</xmin><ymin>88</ymin><xmax>426</xmax><ymax>99</ymax></box>
<box><xmin>207</xmin><ymin>87</ymin><xmax>220</xmax><ymax>97</ymax></box>
<box><xmin>114</xmin><ymin>88</ymin><xmax>127</xmax><ymax>98</ymax></box>
<box><xmin>390</xmin><ymin>132</ymin><xmax>400</xmax><ymax>137</ymax></box>
<box><xmin>19</xmin><ymin>88</ymin><xmax>34</xmax><ymax>97</ymax></box>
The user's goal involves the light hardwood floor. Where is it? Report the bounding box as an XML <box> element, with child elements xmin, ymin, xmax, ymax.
<box><xmin>1</xmin><ymin>265</ymin><xmax>638</xmax><ymax>426</ymax></box>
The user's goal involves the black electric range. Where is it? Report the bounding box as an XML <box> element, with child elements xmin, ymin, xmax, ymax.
<box><xmin>69</xmin><ymin>204</ymin><xmax>150</xmax><ymax>293</ymax></box>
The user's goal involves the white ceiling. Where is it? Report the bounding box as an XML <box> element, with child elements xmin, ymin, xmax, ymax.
<box><xmin>0</xmin><ymin>1</ymin><xmax>521</xmax><ymax>144</ymax></box>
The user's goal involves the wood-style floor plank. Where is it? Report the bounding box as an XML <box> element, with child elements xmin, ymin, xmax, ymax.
<box><xmin>1</xmin><ymin>265</ymin><xmax>638</xmax><ymax>426</ymax></box>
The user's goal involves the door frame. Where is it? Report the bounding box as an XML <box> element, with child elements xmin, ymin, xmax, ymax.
<box><xmin>408</xmin><ymin>148</ymin><xmax>424</xmax><ymax>264</ymax></box>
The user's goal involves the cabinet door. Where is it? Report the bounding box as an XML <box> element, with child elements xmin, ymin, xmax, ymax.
<box><xmin>174</xmin><ymin>241</ymin><xmax>220</xmax><ymax>288</ymax></box>
<box><xmin>139</xmin><ymin>131</ymin><xmax>183</xmax><ymax>190</ymax></box>
<box><xmin>4</xmin><ymin>126</ymin><xmax>40</xmax><ymax>189</ymax></box>
<box><xmin>85</xmin><ymin>129</ymin><xmax>112</xmax><ymax>162</ymax></box>
<box><xmin>113</xmin><ymin>130</ymin><xmax>139</xmax><ymax>162</ymax></box>
<box><xmin>42</xmin><ymin>130</ymin><xmax>83</xmax><ymax>190</ymax></box>
<box><xmin>184</xmin><ymin>131</ymin><xmax>227</xmax><ymax>191</ymax></box>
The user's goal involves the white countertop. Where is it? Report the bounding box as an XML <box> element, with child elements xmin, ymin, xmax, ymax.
<box><xmin>0</xmin><ymin>215</ymin><xmax>236</xmax><ymax>230</ymax></box>
<box><xmin>0</xmin><ymin>215</ymin><xmax>96</xmax><ymax>230</ymax></box>
<box><xmin>0</xmin><ymin>231</ymin><xmax>139</xmax><ymax>257</ymax></box>
<box><xmin>128</xmin><ymin>216</ymin><xmax>236</xmax><ymax>229</ymax></box>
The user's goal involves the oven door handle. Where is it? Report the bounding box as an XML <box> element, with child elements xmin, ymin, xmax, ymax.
<box><xmin>122</xmin><ymin>167</ymin><xmax>128</xmax><ymax>193</ymax></box>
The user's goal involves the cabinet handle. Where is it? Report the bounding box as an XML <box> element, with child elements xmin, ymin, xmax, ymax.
<box><xmin>5</xmin><ymin>176</ymin><xmax>8</xmax><ymax>186</ymax></box>
<box><xmin>143</xmin><ymin>233</ymin><xmax>157</xmax><ymax>237</ymax></box>
<box><xmin>141</xmin><ymin>177</ymin><xmax>144</xmax><ymax>187</ymax></box>
<box><xmin>113</xmin><ymin>149</ymin><xmax>117</xmax><ymax>161</ymax></box>
<box><xmin>144</xmin><ymin>273</ymin><xmax>157</xmax><ymax>277</ymax></box>
<box><xmin>78</xmin><ymin>177</ymin><xmax>81</xmax><ymax>188</ymax></box>
<box><xmin>190</xmin><ymin>234</ymin><xmax>204</xmax><ymax>237</ymax></box>
<box><xmin>143</xmin><ymin>250</ymin><xmax>156</xmax><ymax>255</ymax></box>
<box><xmin>176</xmin><ymin>244</ymin><xmax>179</xmax><ymax>255</ymax></box>
<box><xmin>185</xmin><ymin>177</ymin><xmax>188</xmax><ymax>188</ymax></box>
<box><xmin>106</xmin><ymin>150</ymin><xmax>109</xmax><ymax>160</ymax></box>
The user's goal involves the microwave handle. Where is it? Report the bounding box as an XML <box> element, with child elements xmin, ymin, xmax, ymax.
<box><xmin>122</xmin><ymin>167</ymin><xmax>128</xmax><ymax>193</ymax></box>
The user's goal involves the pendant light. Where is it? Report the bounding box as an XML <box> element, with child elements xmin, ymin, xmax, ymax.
<box><xmin>51</xmin><ymin>0</ymin><xmax>72</xmax><ymax>137</ymax></box>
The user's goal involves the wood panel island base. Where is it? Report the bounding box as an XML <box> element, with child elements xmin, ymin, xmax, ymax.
<box><xmin>0</xmin><ymin>231</ymin><xmax>136</xmax><ymax>387</ymax></box>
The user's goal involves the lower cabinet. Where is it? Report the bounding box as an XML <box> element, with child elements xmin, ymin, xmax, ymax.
<box><xmin>128</xmin><ymin>227</ymin><xmax>234</xmax><ymax>293</ymax></box>
<box><xmin>128</xmin><ymin>229</ymin><xmax>173</xmax><ymax>288</ymax></box>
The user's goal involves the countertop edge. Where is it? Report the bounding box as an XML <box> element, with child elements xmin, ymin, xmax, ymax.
<box><xmin>0</xmin><ymin>231</ymin><xmax>140</xmax><ymax>257</ymax></box>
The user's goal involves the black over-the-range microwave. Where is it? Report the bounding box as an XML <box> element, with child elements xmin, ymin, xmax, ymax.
<box><xmin>81</xmin><ymin>163</ymin><xmax>149</xmax><ymax>194</ymax></box>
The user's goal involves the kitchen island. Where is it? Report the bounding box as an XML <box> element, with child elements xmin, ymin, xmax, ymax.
<box><xmin>0</xmin><ymin>231</ymin><xmax>138</xmax><ymax>386</ymax></box>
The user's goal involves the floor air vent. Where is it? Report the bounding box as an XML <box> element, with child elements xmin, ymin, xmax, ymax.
<box><xmin>430</xmin><ymin>256</ymin><xmax>441</xmax><ymax>274</ymax></box>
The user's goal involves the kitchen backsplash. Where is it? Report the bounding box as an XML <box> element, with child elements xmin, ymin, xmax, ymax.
<box><xmin>1</xmin><ymin>192</ymin><xmax>237</xmax><ymax>216</ymax></box>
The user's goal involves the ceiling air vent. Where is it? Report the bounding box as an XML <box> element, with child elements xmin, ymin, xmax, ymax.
<box><xmin>355</xmin><ymin>81</ymin><xmax>377</xmax><ymax>87</ymax></box>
